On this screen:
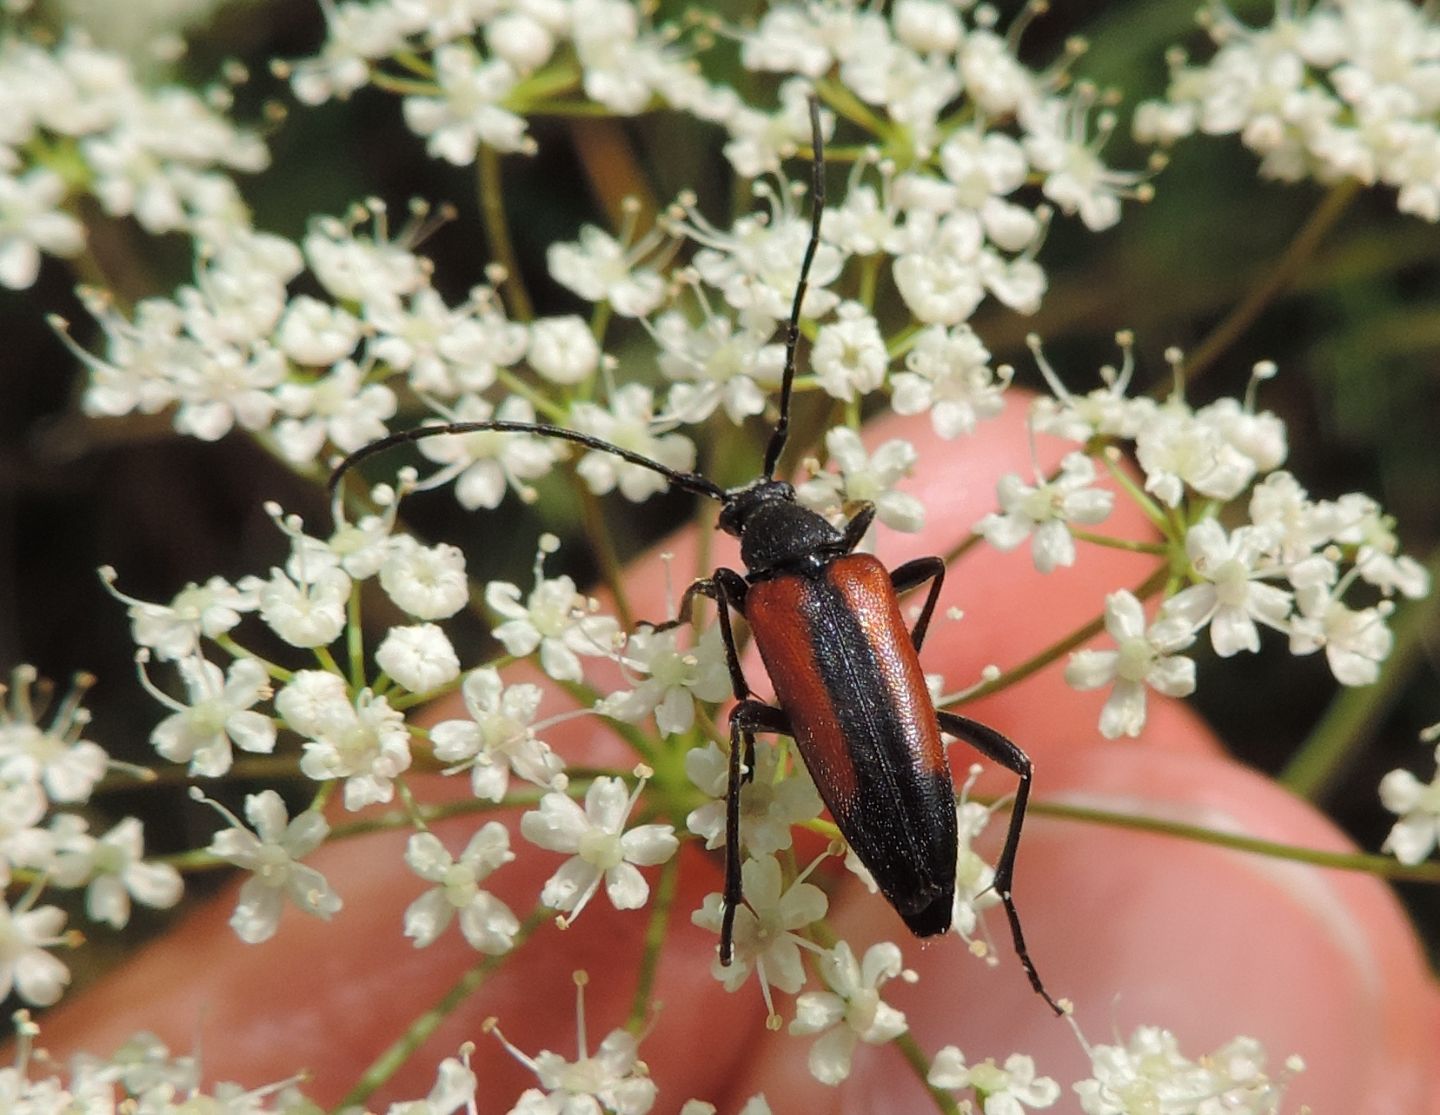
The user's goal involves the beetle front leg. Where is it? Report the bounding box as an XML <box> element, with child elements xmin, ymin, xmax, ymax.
<box><xmin>638</xmin><ymin>568</ymin><xmax>751</xmax><ymax>702</ymax></box>
<box><xmin>721</xmin><ymin>699</ymin><xmax>790</xmax><ymax>966</ymax></box>
<box><xmin>889</xmin><ymin>556</ymin><xmax>945</xmax><ymax>652</ymax></box>
<box><xmin>937</xmin><ymin>709</ymin><xmax>1063</xmax><ymax>1016</ymax></box>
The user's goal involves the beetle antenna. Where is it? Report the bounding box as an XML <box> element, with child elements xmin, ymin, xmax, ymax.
<box><xmin>762</xmin><ymin>93</ymin><xmax>825</xmax><ymax>482</ymax></box>
<box><xmin>327</xmin><ymin>419</ymin><xmax>728</xmax><ymax>503</ymax></box>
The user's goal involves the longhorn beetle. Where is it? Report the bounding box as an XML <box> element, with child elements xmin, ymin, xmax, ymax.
<box><xmin>333</xmin><ymin>98</ymin><xmax>1062</xmax><ymax>1015</ymax></box>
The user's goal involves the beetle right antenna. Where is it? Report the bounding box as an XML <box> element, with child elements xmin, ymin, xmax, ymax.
<box><xmin>761</xmin><ymin>94</ymin><xmax>826</xmax><ymax>482</ymax></box>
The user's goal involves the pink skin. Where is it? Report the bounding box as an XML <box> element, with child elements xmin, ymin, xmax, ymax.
<box><xmin>37</xmin><ymin>398</ymin><xmax>1440</xmax><ymax>1112</ymax></box>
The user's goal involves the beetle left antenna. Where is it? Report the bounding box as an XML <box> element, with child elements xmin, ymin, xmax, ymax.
<box><xmin>327</xmin><ymin>419</ymin><xmax>728</xmax><ymax>503</ymax></box>
<box><xmin>761</xmin><ymin>94</ymin><xmax>826</xmax><ymax>482</ymax></box>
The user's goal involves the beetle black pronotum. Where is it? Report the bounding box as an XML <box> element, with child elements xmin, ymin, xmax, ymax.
<box><xmin>333</xmin><ymin>97</ymin><xmax>1062</xmax><ymax>1015</ymax></box>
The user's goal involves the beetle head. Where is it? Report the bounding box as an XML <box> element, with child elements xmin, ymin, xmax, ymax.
<box><xmin>719</xmin><ymin>479</ymin><xmax>844</xmax><ymax>577</ymax></box>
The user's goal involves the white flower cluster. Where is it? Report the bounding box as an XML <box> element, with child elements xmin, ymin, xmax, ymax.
<box><xmin>1380</xmin><ymin>732</ymin><xmax>1440</xmax><ymax>866</ymax></box>
<box><xmin>1073</xmin><ymin>1025</ymin><xmax>1302</xmax><ymax>1114</ymax></box>
<box><xmin>0</xmin><ymin>34</ymin><xmax>267</xmax><ymax>289</ymax></box>
<box><xmin>104</xmin><ymin>496</ymin><xmax>705</xmax><ymax>948</ymax></box>
<box><xmin>0</xmin><ymin>666</ymin><xmax>183</xmax><ymax>1007</ymax></box>
<box><xmin>267</xmin><ymin>0</ymin><xmax>1150</xmax><ymax>466</ymax></box>
<box><xmin>0</xmin><ymin>1011</ymin><xmax>482</xmax><ymax>1115</ymax></box>
<box><xmin>1136</xmin><ymin>0</ymin><xmax>1440</xmax><ymax>220</ymax></box>
<box><xmin>983</xmin><ymin>344</ymin><xmax>1430</xmax><ymax>739</ymax></box>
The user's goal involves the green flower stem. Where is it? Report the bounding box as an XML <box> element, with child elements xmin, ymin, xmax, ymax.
<box><xmin>508</xmin><ymin>60</ymin><xmax>585</xmax><ymax>107</ymax></box>
<box><xmin>148</xmin><ymin>848</ymin><xmax>231</xmax><ymax>872</ymax></box>
<box><xmin>346</xmin><ymin>588</ymin><xmax>365</xmax><ymax>691</ymax></box>
<box><xmin>1183</xmin><ymin>178</ymin><xmax>1360</xmax><ymax>385</ymax></box>
<box><xmin>1068</xmin><ymin>529</ymin><xmax>1169</xmax><ymax>556</ymax></box>
<box><xmin>495</xmin><ymin>367</ymin><xmax>567</xmax><ymax>421</ymax></box>
<box><xmin>1018</xmin><ymin>797</ymin><xmax>1440</xmax><ymax>885</ymax></box>
<box><xmin>213</xmin><ymin>636</ymin><xmax>293</xmax><ymax>684</ymax></box>
<box><xmin>117</xmin><ymin>754</ymin><xmax>304</xmax><ymax>791</ymax></box>
<box><xmin>554</xmin><ymin>678</ymin><xmax>657</xmax><ymax>766</ymax></box>
<box><xmin>333</xmin><ymin>908</ymin><xmax>549</xmax><ymax>1113</ymax></box>
<box><xmin>950</xmin><ymin>564</ymin><xmax>1170</xmax><ymax>706</ymax></box>
<box><xmin>388</xmin><ymin>672</ymin><xmax>468</xmax><ymax>712</ymax></box>
<box><xmin>857</xmin><ymin>253</ymin><xmax>882</xmax><ymax>310</ymax></box>
<box><xmin>814</xmin><ymin>78</ymin><xmax>890</xmax><ymax>146</ymax></box>
<box><xmin>627</xmin><ymin>849</ymin><xmax>680</xmax><ymax>1030</ymax></box>
<box><xmin>1098</xmin><ymin>448</ymin><xmax>1172</xmax><ymax>537</ymax></box>
<box><xmin>575</xmin><ymin>478</ymin><xmax>633</xmax><ymax>630</ymax></box>
<box><xmin>390</xmin><ymin>50</ymin><xmax>436</xmax><ymax>78</ymax></box>
<box><xmin>313</xmin><ymin>645</ymin><xmax>344</xmax><ymax>678</ymax></box>
<box><xmin>367</xmin><ymin>70</ymin><xmax>439</xmax><ymax>96</ymax></box>
<box><xmin>893</xmin><ymin>1032</ymin><xmax>962</xmax><ymax>1115</ymax></box>
<box><xmin>477</xmin><ymin>145</ymin><xmax>535</xmax><ymax>323</ymax></box>
<box><xmin>1280</xmin><ymin>550</ymin><xmax>1440</xmax><ymax>801</ymax></box>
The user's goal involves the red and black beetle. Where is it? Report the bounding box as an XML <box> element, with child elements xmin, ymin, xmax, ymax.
<box><xmin>334</xmin><ymin>99</ymin><xmax>1061</xmax><ymax>1015</ymax></box>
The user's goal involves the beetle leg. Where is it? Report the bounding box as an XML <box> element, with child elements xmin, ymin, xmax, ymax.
<box><xmin>721</xmin><ymin>698</ymin><xmax>790</xmax><ymax>966</ymax></box>
<box><xmin>839</xmin><ymin>502</ymin><xmax>877</xmax><ymax>552</ymax></box>
<box><xmin>936</xmin><ymin>710</ymin><xmax>1063</xmax><ymax>1016</ymax></box>
<box><xmin>889</xmin><ymin>556</ymin><xmax>946</xmax><ymax>652</ymax></box>
<box><xmin>638</xmin><ymin>568</ymin><xmax>751</xmax><ymax>701</ymax></box>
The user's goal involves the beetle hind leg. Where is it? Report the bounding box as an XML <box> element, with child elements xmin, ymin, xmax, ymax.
<box><xmin>720</xmin><ymin>699</ymin><xmax>791</xmax><ymax>965</ymax></box>
<box><xmin>938</xmin><ymin>710</ymin><xmax>1064</xmax><ymax>1016</ymax></box>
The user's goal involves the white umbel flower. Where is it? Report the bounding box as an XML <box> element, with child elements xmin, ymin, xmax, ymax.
<box><xmin>789</xmin><ymin>941</ymin><xmax>910</xmax><ymax>1085</ymax></box>
<box><xmin>1380</xmin><ymin>745</ymin><xmax>1440</xmax><ymax>865</ymax></box>
<box><xmin>487</xmin><ymin>972</ymin><xmax>658</xmax><ymax>1115</ymax></box>
<box><xmin>430</xmin><ymin>668</ymin><xmax>564</xmax><ymax>802</ymax></box>
<box><xmin>0</xmin><ymin>168</ymin><xmax>84</xmax><ymax>290</ymax></box>
<box><xmin>415</xmin><ymin>394</ymin><xmax>564</xmax><ymax>510</ymax></box>
<box><xmin>202</xmin><ymin>788</ymin><xmax>341</xmax><ymax>943</ymax></box>
<box><xmin>386</xmin><ymin>1054</ymin><xmax>478</xmax><ymax>1115</ymax></box>
<box><xmin>597</xmin><ymin>623</ymin><xmax>731</xmax><ymax>737</ymax></box>
<box><xmin>692</xmin><ymin>853</ymin><xmax>828</xmax><ymax>1001</ymax></box>
<box><xmin>246</xmin><ymin>566</ymin><xmax>351</xmax><ymax>649</ymax></box>
<box><xmin>891</xmin><ymin>323</ymin><xmax>1009</xmax><ymax>439</ymax></box>
<box><xmin>810</xmin><ymin>301</ymin><xmax>888</xmax><ymax>401</ymax></box>
<box><xmin>402</xmin><ymin>826</ymin><xmax>519</xmax><ymax>954</ymax></box>
<box><xmin>146</xmin><ymin>654</ymin><xmax>276</xmax><ymax>777</ymax></box>
<box><xmin>375</xmin><ymin>624</ymin><xmax>461</xmax><ymax>693</ymax></box>
<box><xmin>547</xmin><ymin>223</ymin><xmax>666</xmax><ymax>317</ymax></box>
<box><xmin>0</xmin><ymin>894</ymin><xmax>72</xmax><ymax>1006</ymax></box>
<box><xmin>1163</xmin><ymin>520</ymin><xmax>1293</xmax><ymax>657</ymax></box>
<box><xmin>1066</xmin><ymin>591</ymin><xmax>1198</xmax><ymax>739</ymax></box>
<box><xmin>401</xmin><ymin>45</ymin><xmax>529</xmax><ymax>162</ymax></box>
<box><xmin>521</xmin><ymin>774</ymin><xmax>678</xmax><ymax>924</ymax></box>
<box><xmin>50</xmin><ymin>816</ymin><xmax>182</xmax><ymax>929</ymax></box>
<box><xmin>929</xmin><ymin>1046</ymin><xmax>1061</xmax><ymax>1112</ymax></box>
<box><xmin>1288</xmin><ymin>583</ymin><xmax>1394</xmax><ymax>686</ymax></box>
<box><xmin>975</xmin><ymin>451</ymin><xmax>1114</xmax><ymax>573</ymax></box>
<box><xmin>277</xmin><ymin>670</ymin><xmax>412</xmax><ymax>810</ymax></box>
<box><xmin>1074</xmin><ymin>1026</ymin><xmax>1297</xmax><ymax>1115</ymax></box>
<box><xmin>379</xmin><ymin>536</ymin><xmax>469</xmax><ymax>620</ymax></box>
<box><xmin>685</xmin><ymin>740</ymin><xmax>822</xmax><ymax>857</ymax></box>
<box><xmin>572</xmin><ymin>385</ymin><xmax>697</xmax><ymax>502</ymax></box>
<box><xmin>486</xmin><ymin>546</ymin><xmax>623</xmax><ymax>683</ymax></box>
<box><xmin>100</xmin><ymin>571</ymin><xmax>255</xmax><ymax>661</ymax></box>
<box><xmin>796</xmin><ymin>428</ymin><xmax>925</xmax><ymax>536</ymax></box>
<box><xmin>527</xmin><ymin>314</ymin><xmax>601</xmax><ymax>386</ymax></box>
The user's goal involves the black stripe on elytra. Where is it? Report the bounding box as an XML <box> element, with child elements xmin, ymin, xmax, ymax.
<box><xmin>794</xmin><ymin>570</ymin><xmax>957</xmax><ymax>926</ymax></box>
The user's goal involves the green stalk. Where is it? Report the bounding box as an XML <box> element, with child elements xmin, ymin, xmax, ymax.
<box><xmin>1023</xmin><ymin>798</ymin><xmax>1440</xmax><ymax>884</ymax></box>
<box><xmin>893</xmin><ymin>1032</ymin><xmax>962</xmax><ymax>1115</ymax></box>
<box><xmin>1183</xmin><ymin>179</ymin><xmax>1359</xmax><ymax>384</ymax></box>
<box><xmin>952</xmin><ymin>565</ymin><xmax>1170</xmax><ymax>706</ymax></box>
<box><xmin>477</xmin><ymin>146</ymin><xmax>535</xmax><ymax>322</ymax></box>
<box><xmin>332</xmin><ymin>910</ymin><xmax>548</xmax><ymax>1112</ymax></box>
